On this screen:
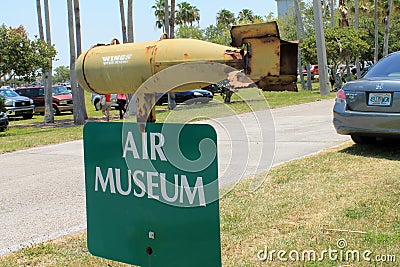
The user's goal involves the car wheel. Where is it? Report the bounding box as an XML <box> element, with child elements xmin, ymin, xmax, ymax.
<box><xmin>351</xmin><ymin>134</ymin><xmax>376</xmax><ymax>144</ymax></box>
<box><xmin>22</xmin><ymin>113</ymin><xmax>33</xmax><ymax>119</ymax></box>
<box><xmin>53</xmin><ymin>106</ymin><xmax>60</xmax><ymax>116</ymax></box>
<box><xmin>94</xmin><ymin>99</ymin><xmax>101</xmax><ymax>111</ymax></box>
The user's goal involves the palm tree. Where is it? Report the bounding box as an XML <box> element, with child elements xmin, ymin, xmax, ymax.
<box><xmin>119</xmin><ymin>0</ymin><xmax>127</xmax><ymax>43</ymax></box>
<box><xmin>127</xmin><ymin>0</ymin><xmax>134</xmax><ymax>42</ymax></box>
<box><xmin>216</xmin><ymin>9</ymin><xmax>235</xmax><ymax>26</ymax></box>
<box><xmin>313</xmin><ymin>0</ymin><xmax>330</xmax><ymax>95</ymax></box>
<box><xmin>295</xmin><ymin>0</ymin><xmax>312</xmax><ymax>90</ymax></box>
<box><xmin>237</xmin><ymin>9</ymin><xmax>254</xmax><ymax>24</ymax></box>
<box><xmin>43</xmin><ymin>0</ymin><xmax>54</xmax><ymax>123</ymax></box>
<box><xmin>164</xmin><ymin>0</ymin><xmax>176</xmax><ymax>110</ymax></box>
<box><xmin>67</xmin><ymin>0</ymin><xmax>83</xmax><ymax>125</ymax></box>
<box><xmin>164</xmin><ymin>0</ymin><xmax>170</xmax><ymax>35</ymax></box>
<box><xmin>176</xmin><ymin>2</ymin><xmax>200</xmax><ymax>26</ymax></box>
<box><xmin>36</xmin><ymin>0</ymin><xmax>44</xmax><ymax>40</ymax></box>
<box><xmin>36</xmin><ymin>0</ymin><xmax>53</xmax><ymax>123</ymax></box>
<box><xmin>152</xmin><ymin>0</ymin><xmax>166</xmax><ymax>31</ymax></box>
<box><xmin>73</xmin><ymin>0</ymin><xmax>88</xmax><ymax>122</ymax></box>
<box><xmin>170</xmin><ymin>0</ymin><xmax>175</xmax><ymax>37</ymax></box>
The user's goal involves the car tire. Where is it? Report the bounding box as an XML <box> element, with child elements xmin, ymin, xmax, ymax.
<box><xmin>23</xmin><ymin>113</ymin><xmax>33</xmax><ymax>119</ymax></box>
<box><xmin>53</xmin><ymin>106</ymin><xmax>60</xmax><ymax>116</ymax></box>
<box><xmin>351</xmin><ymin>134</ymin><xmax>376</xmax><ymax>144</ymax></box>
<box><xmin>94</xmin><ymin>99</ymin><xmax>101</xmax><ymax>111</ymax></box>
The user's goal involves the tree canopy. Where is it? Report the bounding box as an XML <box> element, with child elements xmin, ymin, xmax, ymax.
<box><xmin>301</xmin><ymin>27</ymin><xmax>370</xmax><ymax>66</ymax></box>
<box><xmin>53</xmin><ymin>65</ymin><xmax>70</xmax><ymax>84</ymax></box>
<box><xmin>175</xmin><ymin>8</ymin><xmax>272</xmax><ymax>46</ymax></box>
<box><xmin>0</xmin><ymin>24</ymin><xmax>56</xmax><ymax>84</ymax></box>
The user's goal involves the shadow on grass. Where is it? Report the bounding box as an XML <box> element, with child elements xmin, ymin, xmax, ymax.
<box><xmin>339</xmin><ymin>139</ymin><xmax>400</xmax><ymax>161</ymax></box>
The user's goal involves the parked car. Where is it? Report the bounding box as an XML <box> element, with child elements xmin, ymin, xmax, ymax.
<box><xmin>302</xmin><ymin>64</ymin><xmax>318</xmax><ymax>79</ymax></box>
<box><xmin>15</xmin><ymin>85</ymin><xmax>73</xmax><ymax>115</ymax></box>
<box><xmin>333</xmin><ymin>51</ymin><xmax>400</xmax><ymax>144</ymax></box>
<box><xmin>0</xmin><ymin>87</ymin><xmax>35</xmax><ymax>119</ymax></box>
<box><xmin>91</xmin><ymin>93</ymin><xmax>118</xmax><ymax>111</ymax></box>
<box><xmin>156</xmin><ymin>89</ymin><xmax>213</xmax><ymax>105</ymax></box>
<box><xmin>0</xmin><ymin>112</ymin><xmax>9</xmax><ymax>131</ymax></box>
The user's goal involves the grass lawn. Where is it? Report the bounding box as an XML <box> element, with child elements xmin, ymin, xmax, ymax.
<box><xmin>1</xmin><ymin>141</ymin><xmax>399</xmax><ymax>266</ymax></box>
<box><xmin>0</xmin><ymin>85</ymin><xmax>335</xmax><ymax>154</ymax></box>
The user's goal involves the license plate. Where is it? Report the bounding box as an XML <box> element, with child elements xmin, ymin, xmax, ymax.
<box><xmin>368</xmin><ymin>93</ymin><xmax>391</xmax><ymax>106</ymax></box>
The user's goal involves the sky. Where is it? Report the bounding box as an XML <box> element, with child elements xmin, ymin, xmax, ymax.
<box><xmin>1</xmin><ymin>0</ymin><xmax>278</xmax><ymax>68</ymax></box>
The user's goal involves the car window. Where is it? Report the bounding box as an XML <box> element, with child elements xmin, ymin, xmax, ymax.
<box><xmin>364</xmin><ymin>53</ymin><xmax>400</xmax><ymax>78</ymax></box>
<box><xmin>0</xmin><ymin>89</ymin><xmax>19</xmax><ymax>97</ymax></box>
<box><xmin>52</xmin><ymin>86</ymin><xmax>70</xmax><ymax>95</ymax></box>
<box><xmin>18</xmin><ymin>88</ymin><xmax>38</xmax><ymax>97</ymax></box>
<box><xmin>38</xmin><ymin>88</ymin><xmax>44</xmax><ymax>96</ymax></box>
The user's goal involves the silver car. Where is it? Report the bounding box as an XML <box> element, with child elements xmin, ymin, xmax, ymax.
<box><xmin>0</xmin><ymin>87</ymin><xmax>35</xmax><ymax>119</ymax></box>
<box><xmin>333</xmin><ymin>51</ymin><xmax>400</xmax><ymax>144</ymax></box>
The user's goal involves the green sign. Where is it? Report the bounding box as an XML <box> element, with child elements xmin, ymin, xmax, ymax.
<box><xmin>83</xmin><ymin>122</ymin><xmax>221</xmax><ymax>267</ymax></box>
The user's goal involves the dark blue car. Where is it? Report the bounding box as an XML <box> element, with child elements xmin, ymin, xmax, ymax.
<box><xmin>156</xmin><ymin>89</ymin><xmax>213</xmax><ymax>105</ymax></box>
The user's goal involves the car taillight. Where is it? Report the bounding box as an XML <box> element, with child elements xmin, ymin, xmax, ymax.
<box><xmin>336</xmin><ymin>89</ymin><xmax>346</xmax><ymax>102</ymax></box>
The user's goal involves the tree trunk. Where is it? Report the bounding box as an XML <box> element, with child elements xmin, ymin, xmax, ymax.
<box><xmin>36</xmin><ymin>0</ymin><xmax>44</xmax><ymax>40</ymax></box>
<box><xmin>383</xmin><ymin>0</ymin><xmax>392</xmax><ymax>57</ymax></box>
<box><xmin>374</xmin><ymin>0</ymin><xmax>379</xmax><ymax>63</ymax></box>
<box><xmin>354</xmin><ymin>0</ymin><xmax>361</xmax><ymax>78</ymax></box>
<box><xmin>164</xmin><ymin>0</ymin><xmax>170</xmax><ymax>35</ymax></box>
<box><xmin>67</xmin><ymin>0</ymin><xmax>82</xmax><ymax>125</ymax></box>
<box><xmin>73</xmin><ymin>0</ymin><xmax>87</xmax><ymax>123</ymax></box>
<box><xmin>294</xmin><ymin>0</ymin><xmax>306</xmax><ymax>90</ymax></box>
<box><xmin>170</xmin><ymin>0</ymin><xmax>175</xmax><ymax>38</ymax></box>
<box><xmin>313</xmin><ymin>0</ymin><xmax>330</xmax><ymax>95</ymax></box>
<box><xmin>119</xmin><ymin>0</ymin><xmax>127</xmax><ymax>43</ymax></box>
<box><xmin>127</xmin><ymin>0</ymin><xmax>134</xmax><ymax>42</ymax></box>
<box><xmin>165</xmin><ymin>0</ymin><xmax>176</xmax><ymax>109</ymax></box>
<box><xmin>43</xmin><ymin>0</ymin><xmax>54</xmax><ymax>123</ymax></box>
<box><xmin>295</xmin><ymin>0</ymin><xmax>312</xmax><ymax>90</ymax></box>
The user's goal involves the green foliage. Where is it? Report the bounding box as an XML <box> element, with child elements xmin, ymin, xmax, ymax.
<box><xmin>53</xmin><ymin>66</ymin><xmax>70</xmax><ymax>84</ymax></box>
<box><xmin>237</xmin><ymin>9</ymin><xmax>255</xmax><ymax>24</ymax></box>
<box><xmin>0</xmin><ymin>24</ymin><xmax>56</xmax><ymax>83</ymax></box>
<box><xmin>151</xmin><ymin>0</ymin><xmax>166</xmax><ymax>30</ymax></box>
<box><xmin>175</xmin><ymin>25</ymin><xmax>203</xmax><ymax>39</ymax></box>
<box><xmin>175</xmin><ymin>2</ymin><xmax>200</xmax><ymax>26</ymax></box>
<box><xmin>276</xmin><ymin>9</ymin><xmax>297</xmax><ymax>41</ymax></box>
<box><xmin>301</xmin><ymin>27</ymin><xmax>370</xmax><ymax>65</ymax></box>
<box><xmin>216</xmin><ymin>9</ymin><xmax>235</xmax><ymax>26</ymax></box>
<box><xmin>175</xmin><ymin>24</ymin><xmax>231</xmax><ymax>46</ymax></box>
<box><xmin>203</xmin><ymin>24</ymin><xmax>231</xmax><ymax>46</ymax></box>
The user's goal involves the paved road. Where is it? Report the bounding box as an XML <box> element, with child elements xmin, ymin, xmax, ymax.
<box><xmin>0</xmin><ymin>99</ymin><xmax>349</xmax><ymax>255</ymax></box>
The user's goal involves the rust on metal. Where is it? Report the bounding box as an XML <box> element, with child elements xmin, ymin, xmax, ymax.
<box><xmin>136</xmin><ymin>92</ymin><xmax>156</xmax><ymax>124</ymax></box>
<box><xmin>75</xmin><ymin>21</ymin><xmax>299</xmax><ymax>97</ymax></box>
<box><xmin>227</xmin><ymin>22</ymin><xmax>298</xmax><ymax>91</ymax></box>
<box><xmin>145</xmin><ymin>45</ymin><xmax>155</xmax><ymax>57</ymax></box>
<box><xmin>228</xmin><ymin>71</ymin><xmax>255</xmax><ymax>89</ymax></box>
